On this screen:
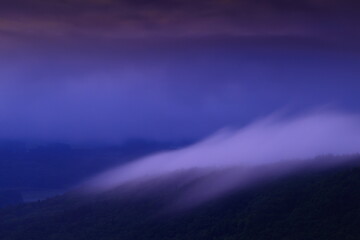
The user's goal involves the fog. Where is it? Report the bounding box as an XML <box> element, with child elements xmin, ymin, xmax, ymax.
<box><xmin>84</xmin><ymin>111</ymin><xmax>360</xmax><ymax>206</ymax></box>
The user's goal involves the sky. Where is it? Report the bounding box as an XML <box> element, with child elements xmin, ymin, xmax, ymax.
<box><xmin>0</xmin><ymin>0</ymin><xmax>359</xmax><ymax>144</ymax></box>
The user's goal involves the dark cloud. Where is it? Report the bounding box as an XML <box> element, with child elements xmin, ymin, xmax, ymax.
<box><xmin>0</xmin><ymin>0</ymin><xmax>359</xmax><ymax>40</ymax></box>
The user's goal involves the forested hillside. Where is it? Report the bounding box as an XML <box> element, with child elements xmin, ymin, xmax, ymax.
<box><xmin>1</xmin><ymin>157</ymin><xmax>360</xmax><ymax>240</ymax></box>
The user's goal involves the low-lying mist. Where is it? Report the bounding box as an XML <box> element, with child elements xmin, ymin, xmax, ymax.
<box><xmin>83</xmin><ymin>111</ymin><xmax>360</xmax><ymax>207</ymax></box>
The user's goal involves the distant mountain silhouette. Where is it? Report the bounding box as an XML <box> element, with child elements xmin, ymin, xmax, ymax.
<box><xmin>0</xmin><ymin>139</ymin><xmax>190</xmax><ymax>191</ymax></box>
<box><xmin>0</xmin><ymin>190</ymin><xmax>23</xmax><ymax>208</ymax></box>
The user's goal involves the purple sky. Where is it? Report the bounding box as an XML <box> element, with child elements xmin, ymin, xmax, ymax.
<box><xmin>0</xmin><ymin>0</ymin><xmax>359</xmax><ymax>144</ymax></box>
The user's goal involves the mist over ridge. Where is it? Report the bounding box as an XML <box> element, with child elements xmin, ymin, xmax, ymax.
<box><xmin>82</xmin><ymin>111</ymin><xmax>360</xmax><ymax>206</ymax></box>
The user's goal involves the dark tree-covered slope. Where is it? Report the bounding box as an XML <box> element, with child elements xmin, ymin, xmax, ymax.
<box><xmin>1</xmin><ymin>157</ymin><xmax>360</xmax><ymax>240</ymax></box>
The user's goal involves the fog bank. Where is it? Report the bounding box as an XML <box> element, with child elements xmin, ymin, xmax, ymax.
<box><xmin>84</xmin><ymin>111</ymin><xmax>360</xmax><ymax>205</ymax></box>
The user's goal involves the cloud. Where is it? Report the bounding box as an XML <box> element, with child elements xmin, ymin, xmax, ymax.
<box><xmin>84</xmin><ymin>111</ymin><xmax>360</xmax><ymax>206</ymax></box>
<box><xmin>0</xmin><ymin>0</ymin><xmax>359</xmax><ymax>40</ymax></box>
